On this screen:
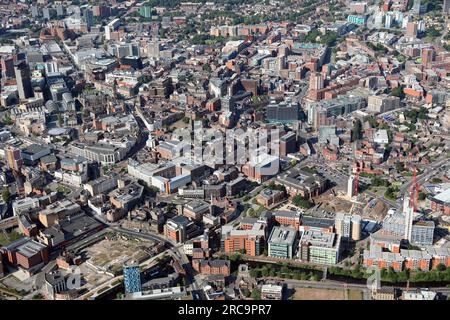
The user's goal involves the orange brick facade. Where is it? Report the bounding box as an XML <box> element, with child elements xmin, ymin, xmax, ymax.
<box><xmin>223</xmin><ymin>236</ymin><xmax>261</xmax><ymax>256</ymax></box>
<box><xmin>192</xmin><ymin>259</ymin><xmax>230</xmax><ymax>276</ymax></box>
<box><xmin>431</xmin><ymin>200</ymin><xmax>450</xmax><ymax>215</ymax></box>
<box><xmin>274</xmin><ymin>216</ymin><xmax>300</xmax><ymax>231</ymax></box>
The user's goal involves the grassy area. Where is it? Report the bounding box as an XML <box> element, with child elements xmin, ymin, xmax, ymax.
<box><xmin>368</xmin><ymin>187</ymin><xmax>387</xmax><ymax>196</ymax></box>
<box><xmin>293</xmin><ymin>288</ymin><xmax>363</xmax><ymax>300</ymax></box>
<box><xmin>0</xmin><ymin>283</ymin><xmax>27</xmax><ymax>298</ymax></box>
<box><xmin>56</xmin><ymin>185</ymin><xmax>71</xmax><ymax>194</ymax></box>
<box><xmin>0</xmin><ymin>230</ymin><xmax>23</xmax><ymax>246</ymax></box>
<box><xmin>301</xmin><ymin>166</ymin><xmax>318</xmax><ymax>174</ymax></box>
<box><xmin>97</xmin><ymin>286</ymin><xmax>111</xmax><ymax>295</ymax></box>
<box><xmin>83</xmin><ymin>293</ymin><xmax>94</xmax><ymax>300</ymax></box>
<box><xmin>346</xmin><ymin>289</ymin><xmax>363</xmax><ymax>300</ymax></box>
<box><xmin>111</xmin><ymin>279</ymin><xmax>123</xmax><ymax>286</ymax></box>
<box><xmin>246</xmin><ymin>205</ymin><xmax>266</xmax><ymax>218</ymax></box>
<box><xmin>293</xmin><ymin>288</ymin><xmax>345</xmax><ymax>300</ymax></box>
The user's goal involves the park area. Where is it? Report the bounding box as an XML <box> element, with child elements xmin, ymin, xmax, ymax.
<box><xmin>0</xmin><ymin>230</ymin><xmax>23</xmax><ymax>246</ymax></box>
<box><xmin>292</xmin><ymin>287</ymin><xmax>363</xmax><ymax>300</ymax></box>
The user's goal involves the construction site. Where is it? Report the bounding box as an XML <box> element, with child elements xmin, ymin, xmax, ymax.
<box><xmin>83</xmin><ymin>233</ymin><xmax>157</xmax><ymax>276</ymax></box>
<box><xmin>310</xmin><ymin>193</ymin><xmax>389</xmax><ymax>221</ymax></box>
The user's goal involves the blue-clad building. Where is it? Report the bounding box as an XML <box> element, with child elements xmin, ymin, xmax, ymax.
<box><xmin>123</xmin><ymin>264</ymin><xmax>142</xmax><ymax>294</ymax></box>
<box><xmin>347</xmin><ymin>15</ymin><xmax>367</xmax><ymax>25</ymax></box>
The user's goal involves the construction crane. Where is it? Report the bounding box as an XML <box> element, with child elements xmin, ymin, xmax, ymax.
<box><xmin>414</xmin><ymin>168</ymin><xmax>419</xmax><ymax>212</ymax></box>
<box><xmin>409</xmin><ymin>167</ymin><xmax>419</xmax><ymax>212</ymax></box>
<box><xmin>354</xmin><ymin>166</ymin><xmax>359</xmax><ymax>197</ymax></box>
<box><xmin>349</xmin><ymin>163</ymin><xmax>360</xmax><ymax>215</ymax></box>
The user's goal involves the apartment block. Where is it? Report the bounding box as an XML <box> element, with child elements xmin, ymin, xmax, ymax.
<box><xmin>299</xmin><ymin>230</ymin><xmax>341</xmax><ymax>265</ymax></box>
<box><xmin>221</xmin><ymin>218</ymin><xmax>267</xmax><ymax>256</ymax></box>
<box><xmin>192</xmin><ymin>259</ymin><xmax>230</xmax><ymax>277</ymax></box>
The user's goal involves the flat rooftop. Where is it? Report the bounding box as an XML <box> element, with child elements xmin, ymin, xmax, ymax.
<box><xmin>272</xmin><ymin>210</ymin><xmax>300</xmax><ymax>219</ymax></box>
<box><xmin>269</xmin><ymin>226</ymin><xmax>296</xmax><ymax>245</ymax></box>
<box><xmin>301</xmin><ymin>216</ymin><xmax>334</xmax><ymax>229</ymax></box>
<box><xmin>433</xmin><ymin>188</ymin><xmax>450</xmax><ymax>204</ymax></box>
<box><xmin>300</xmin><ymin>229</ymin><xmax>338</xmax><ymax>248</ymax></box>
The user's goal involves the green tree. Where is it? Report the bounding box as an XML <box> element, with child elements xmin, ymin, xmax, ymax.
<box><xmin>310</xmin><ymin>274</ymin><xmax>319</xmax><ymax>281</ymax></box>
<box><xmin>247</xmin><ymin>208</ymin><xmax>258</xmax><ymax>217</ymax></box>
<box><xmin>425</xmin><ymin>26</ymin><xmax>441</xmax><ymax>38</ymax></box>
<box><xmin>182</xmin><ymin>117</ymin><xmax>190</xmax><ymax>124</ymax></box>
<box><xmin>436</xmin><ymin>264</ymin><xmax>446</xmax><ymax>272</ymax></box>
<box><xmin>241</xmin><ymin>288</ymin><xmax>251</xmax><ymax>298</ymax></box>
<box><xmin>2</xmin><ymin>187</ymin><xmax>10</xmax><ymax>203</ymax></box>
<box><xmin>351</xmin><ymin>119</ymin><xmax>363</xmax><ymax>142</ymax></box>
<box><xmin>250</xmin><ymin>269</ymin><xmax>261</xmax><ymax>278</ymax></box>
<box><xmin>251</xmin><ymin>289</ymin><xmax>261</xmax><ymax>300</ymax></box>
<box><xmin>395</xmin><ymin>162</ymin><xmax>405</xmax><ymax>172</ymax></box>
<box><xmin>300</xmin><ymin>273</ymin><xmax>309</xmax><ymax>280</ymax></box>
<box><xmin>391</xmin><ymin>86</ymin><xmax>404</xmax><ymax>99</ymax></box>
<box><xmin>418</xmin><ymin>191</ymin><xmax>427</xmax><ymax>201</ymax></box>
<box><xmin>292</xmin><ymin>195</ymin><xmax>312</xmax><ymax>209</ymax></box>
<box><xmin>116</xmin><ymin>292</ymin><xmax>124</xmax><ymax>300</ymax></box>
<box><xmin>57</xmin><ymin>113</ymin><xmax>64</xmax><ymax>127</ymax></box>
<box><xmin>229</xmin><ymin>253</ymin><xmax>241</xmax><ymax>262</ymax></box>
<box><xmin>166</xmin><ymin>203</ymin><xmax>174</xmax><ymax>213</ymax></box>
<box><xmin>302</xmin><ymin>166</ymin><xmax>318</xmax><ymax>174</ymax></box>
<box><xmin>32</xmin><ymin>293</ymin><xmax>44</xmax><ymax>300</ymax></box>
<box><xmin>2</xmin><ymin>113</ymin><xmax>13</xmax><ymax>125</ymax></box>
<box><xmin>320</xmin><ymin>31</ymin><xmax>338</xmax><ymax>46</ymax></box>
<box><xmin>140</xmin><ymin>75</ymin><xmax>152</xmax><ymax>83</ymax></box>
<box><xmin>202</xmin><ymin>63</ymin><xmax>212</xmax><ymax>73</ymax></box>
<box><xmin>159</xmin><ymin>28</ymin><xmax>167</xmax><ymax>38</ymax></box>
<box><xmin>367</xmin><ymin>116</ymin><xmax>378</xmax><ymax>128</ymax></box>
<box><xmin>384</xmin><ymin>186</ymin><xmax>399</xmax><ymax>201</ymax></box>
<box><xmin>280</xmin><ymin>266</ymin><xmax>290</xmax><ymax>275</ymax></box>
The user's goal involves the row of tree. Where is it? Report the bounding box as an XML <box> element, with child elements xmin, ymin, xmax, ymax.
<box><xmin>249</xmin><ymin>263</ymin><xmax>321</xmax><ymax>281</ymax></box>
<box><xmin>328</xmin><ymin>264</ymin><xmax>450</xmax><ymax>283</ymax></box>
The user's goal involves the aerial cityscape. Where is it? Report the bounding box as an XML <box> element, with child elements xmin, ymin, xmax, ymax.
<box><xmin>0</xmin><ymin>0</ymin><xmax>449</xmax><ymax>302</ymax></box>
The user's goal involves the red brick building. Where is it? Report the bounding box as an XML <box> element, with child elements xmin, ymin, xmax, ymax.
<box><xmin>256</xmin><ymin>189</ymin><xmax>285</xmax><ymax>207</ymax></box>
<box><xmin>192</xmin><ymin>259</ymin><xmax>230</xmax><ymax>276</ymax></box>
<box><xmin>206</xmin><ymin>98</ymin><xmax>220</xmax><ymax>111</ymax></box>
<box><xmin>221</xmin><ymin>219</ymin><xmax>267</xmax><ymax>256</ymax></box>
<box><xmin>428</xmin><ymin>248</ymin><xmax>450</xmax><ymax>269</ymax></box>
<box><xmin>0</xmin><ymin>238</ymin><xmax>49</xmax><ymax>272</ymax></box>
<box><xmin>192</xmin><ymin>248</ymin><xmax>209</xmax><ymax>259</ymax></box>
<box><xmin>430</xmin><ymin>189</ymin><xmax>450</xmax><ymax>215</ymax></box>
<box><xmin>322</xmin><ymin>146</ymin><xmax>338</xmax><ymax>161</ymax></box>
<box><xmin>402</xmin><ymin>250</ymin><xmax>431</xmax><ymax>271</ymax></box>
<box><xmin>272</xmin><ymin>210</ymin><xmax>301</xmax><ymax>231</ymax></box>
<box><xmin>363</xmin><ymin>247</ymin><xmax>450</xmax><ymax>272</ymax></box>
